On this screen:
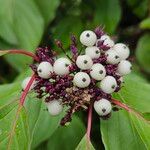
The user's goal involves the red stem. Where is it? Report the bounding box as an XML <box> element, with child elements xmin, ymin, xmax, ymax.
<box><xmin>2</xmin><ymin>50</ymin><xmax>39</xmax><ymax>62</ymax></box>
<box><xmin>86</xmin><ymin>103</ymin><xmax>93</xmax><ymax>140</ymax></box>
<box><xmin>111</xmin><ymin>98</ymin><xmax>130</xmax><ymax>111</ymax></box>
<box><xmin>20</xmin><ymin>74</ymin><xmax>36</xmax><ymax>106</ymax></box>
<box><xmin>111</xmin><ymin>98</ymin><xmax>149</xmax><ymax>123</ymax></box>
<box><xmin>7</xmin><ymin>74</ymin><xmax>36</xmax><ymax>149</ymax></box>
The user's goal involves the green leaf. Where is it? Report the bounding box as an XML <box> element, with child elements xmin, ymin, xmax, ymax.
<box><xmin>0</xmin><ymin>50</ymin><xmax>9</xmax><ymax>56</ymax></box>
<box><xmin>113</xmin><ymin>74</ymin><xmax>150</xmax><ymax>113</ymax></box>
<box><xmin>75</xmin><ymin>135</ymin><xmax>95</xmax><ymax>150</ymax></box>
<box><xmin>35</xmin><ymin>0</ymin><xmax>60</xmax><ymax>26</ymax></box>
<box><xmin>0</xmin><ymin>82</ymin><xmax>29</xmax><ymax>149</ymax></box>
<box><xmin>53</xmin><ymin>16</ymin><xmax>83</xmax><ymax>47</ymax></box>
<box><xmin>47</xmin><ymin>116</ymin><xmax>85</xmax><ymax>150</ymax></box>
<box><xmin>0</xmin><ymin>82</ymin><xmax>20</xmax><ymax>106</ymax></box>
<box><xmin>25</xmin><ymin>96</ymin><xmax>63</xmax><ymax>148</ymax></box>
<box><xmin>143</xmin><ymin>113</ymin><xmax>150</xmax><ymax>121</ymax></box>
<box><xmin>0</xmin><ymin>82</ymin><xmax>63</xmax><ymax>149</ymax></box>
<box><xmin>0</xmin><ymin>107</ymin><xmax>30</xmax><ymax>150</ymax></box>
<box><xmin>140</xmin><ymin>18</ymin><xmax>150</xmax><ymax>29</ymax></box>
<box><xmin>93</xmin><ymin>0</ymin><xmax>121</xmax><ymax>33</ymax></box>
<box><xmin>101</xmin><ymin>110</ymin><xmax>149</xmax><ymax>150</ymax></box>
<box><xmin>130</xmin><ymin>112</ymin><xmax>150</xmax><ymax>148</ymax></box>
<box><xmin>0</xmin><ymin>0</ymin><xmax>44</xmax><ymax>71</ymax></box>
<box><xmin>136</xmin><ymin>34</ymin><xmax>150</xmax><ymax>73</ymax></box>
<box><xmin>127</xmin><ymin>0</ymin><xmax>149</xmax><ymax>18</ymax></box>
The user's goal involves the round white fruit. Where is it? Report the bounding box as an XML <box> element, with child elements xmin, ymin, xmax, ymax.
<box><xmin>21</xmin><ymin>77</ymin><xmax>36</xmax><ymax>91</ymax></box>
<box><xmin>46</xmin><ymin>100</ymin><xmax>63</xmax><ymax>116</ymax></box>
<box><xmin>100</xmin><ymin>76</ymin><xmax>117</xmax><ymax>94</ymax></box>
<box><xmin>100</xmin><ymin>35</ymin><xmax>110</xmax><ymax>40</ymax></box>
<box><xmin>99</xmin><ymin>35</ymin><xmax>114</xmax><ymax>47</ymax></box>
<box><xmin>73</xmin><ymin>72</ymin><xmax>91</xmax><ymax>88</ymax></box>
<box><xmin>53</xmin><ymin>58</ymin><xmax>71</xmax><ymax>75</ymax></box>
<box><xmin>117</xmin><ymin>60</ymin><xmax>132</xmax><ymax>76</ymax></box>
<box><xmin>94</xmin><ymin>98</ymin><xmax>112</xmax><ymax>116</ymax></box>
<box><xmin>90</xmin><ymin>63</ymin><xmax>106</xmax><ymax>80</ymax></box>
<box><xmin>80</xmin><ymin>30</ymin><xmax>97</xmax><ymax>46</ymax></box>
<box><xmin>105</xmin><ymin>49</ymin><xmax>120</xmax><ymax>64</ymax></box>
<box><xmin>76</xmin><ymin>55</ymin><xmax>93</xmax><ymax>70</ymax></box>
<box><xmin>85</xmin><ymin>46</ymin><xmax>101</xmax><ymax>59</ymax></box>
<box><xmin>113</xmin><ymin>43</ymin><xmax>130</xmax><ymax>60</ymax></box>
<box><xmin>37</xmin><ymin>61</ymin><xmax>53</xmax><ymax>79</ymax></box>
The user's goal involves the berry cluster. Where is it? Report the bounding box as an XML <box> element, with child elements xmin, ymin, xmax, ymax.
<box><xmin>22</xmin><ymin>27</ymin><xmax>132</xmax><ymax>125</ymax></box>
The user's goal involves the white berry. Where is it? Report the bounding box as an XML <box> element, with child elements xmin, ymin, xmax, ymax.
<box><xmin>97</xmin><ymin>35</ymin><xmax>114</xmax><ymax>47</ymax></box>
<box><xmin>80</xmin><ymin>30</ymin><xmax>97</xmax><ymax>46</ymax></box>
<box><xmin>73</xmin><ymin>72</ymin><xmax>91</xmax><ymax>88</ymax></box>
<box><xmin>113</xmin><ymin>43</ymin><xmax>130</xmax><ymax>60</ymax></box>
<box><xmin>100</xmin><ymin>76</ymin><xmax>117</xmax><ymax>94</ymax></box>
<box><xmin>117</xmin><ymin>60</ymin><xmax>132</xmax><ymax>76</ymax></box>
<box><xmin>85</xmin><ymin>46</ymin><xmax>101</xmax><ymax>59</ymax></box>
<box><xmin>94</xmin><ymin>98</ymin><xmax>112</xmax><ymax>116</ymax></box>
<box><xmin>105</xmin><ymin>49</ymin><xmax>120</xmax><ymax>64</ymax></box>
<box><xmin>46</xmin><ymin>100</ymin><xmax>63</xmax><ymax>116</ymax></box>
<box><xmin>21</xmin><ymin>77</ymin><xmax>36</xmax><ymax>91</ymax></box>
<box><xmin>53</xmin><ymin>58</ymin><xmax>71</xmax><ymax>75</ymax></box>
<box><xmin>90</xmin><ymin>63</ymin><xmax>106</xmax><ymax>80</ymax></box>
<box><xmin>100</xmin><ymin>35</ymin><xmax>110</xmax><ymax>41</ymax></box>
<box><xmin>37</xmin><ymin>61</ymin><xmax>53</xmax><ymax>79</ymax></box>
<box><xmin>76</xmin><ymin>55</ymin><xmax>93</xmax><ymax>70</ymax></box>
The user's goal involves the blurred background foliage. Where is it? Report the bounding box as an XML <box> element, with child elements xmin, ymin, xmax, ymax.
<box><xmin>0</xmin><ymin>0</ymin><xmax>150</xmax><ymax>149</ymax></box>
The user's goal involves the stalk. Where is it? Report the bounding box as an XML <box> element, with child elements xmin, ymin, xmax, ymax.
<box><xmin>7</xmin><ymin>74</ymin><xmax>36</xmax><ymax>150</ymax></box>
<box><xmin>86</xmin><ymin>103</ymin><xmax>93</xmax><ymax>140</ymax></box>
<box><xmin>111</xmin><ymin>98</ymin><xmax>130</xmax><ymax>111</ymax></box>
<box><xmin>0</xmin><ymin>50</ymin><xmax>39</xmax><ymax>62</ymax></box>
<box><xmin>20</xmin><ymin>74</ymin><xmax>36</xmax><ymax>105</ymax></box>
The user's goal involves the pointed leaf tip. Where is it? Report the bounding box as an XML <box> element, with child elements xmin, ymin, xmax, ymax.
<box><xmin>76</xmin><ymin>135</ymin><xmax>95</xmax><ymax>150</ymax></box>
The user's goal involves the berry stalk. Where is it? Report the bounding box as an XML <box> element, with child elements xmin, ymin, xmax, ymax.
<box><xmin>111</xmin><ymin>98</ymin><xmax>130</xmax><ymax>111</ymax></box>
<box><xmin>86</xmin><ymin>103</ymin><xmax>93</xmax><ymax>140</ymax></box>
<box><xmin>20</xmin><ymin>74</ymin><xmax>36</xmax><ymax>105</ymax></box>
<box><xmin>55</xmin><ymin>40</ymin><xmax>74</xmax><ymax>63</ymax></box>
<box><xmin>0</xmin><ymin>50</ymin><xmax>39</xmax><ymax>62</ymax></box>
<box><xmin>8</xmin><ymin>74</ymin><xmax>36</xmax><ymax>149</ymax></box>
<box><xmin>111</xmin><ymin>98</ymin><xmax>148</xmax><ymax>122</ymax></box>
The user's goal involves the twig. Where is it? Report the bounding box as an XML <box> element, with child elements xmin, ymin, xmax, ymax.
<box><xmin>55</xmin><ymin>40</ymin><xmax>74</xmax><ymax>62</ymax></box>
<box><xmin>86</xmin><ymin>103</ymin><xmax>93</xmax><ymax>140</ymax></box>
<box><xmin>0</xmin><ymin>50</ymin><xmax>39</xmax><ymax>62</ymax></box>
<box><xmin>111</xmin><ymin>98</ymin><xmax>130</xmax><ymax>111</ymax></box>
<box><xmin>20</xmin><ymin>74</ymin><xmax>36</xmax><ymax>105</ymax></box>
<box><xmin>7</xmin><ymin>74</ymin><xmax>36</xmax><ymax>150</ymax></box>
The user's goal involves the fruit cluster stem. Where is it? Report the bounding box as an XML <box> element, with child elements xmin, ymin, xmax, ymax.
<box><xmin>1</xmin><ymin>50</ymin><xmax>39</xmax><ymax>62</ymax></box>
<box><xmin>7</xmin><ymin>74</ymin><xmax>36</xmax><ymax>149</ymax></box>
<box><xmin>86</xmin><ymin>103</ymin><xmax>93</xmax><ymax>140</ymax></box>
<box><xmin>111</xmin><ymin>98</ymin><xmax>130</xmax><ymax>111</ymax></box>
<box><xmin>20</xmin><ymin>74</ymin><xmax>36</xmax><ymax>105</ymax></box>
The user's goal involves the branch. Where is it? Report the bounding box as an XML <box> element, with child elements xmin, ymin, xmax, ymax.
<box><xmin>0</xmin><ymin>50</ymin><xmax>39</xmax><ymax>62</ymax></box>
<box><xmin>7</xmin><ymin>74</ymin><xmax>36</xmax><ymax>149</ymax></box>
<box><xmin>111</xmin><ymin>98</ymin><xmax>130</xmax><ymax>112</ymax></box>
<box><xmin>20</xmin><ymin>74</ymin><xmax>36</xmax><ymax>105</ymax></box>
<box><xmin>55</xmin><ymin>39</ymin><xmax>74</xmax><ymax>63</ymax></box>
<box><xmin>86</xmin><ymin>103</ymin><xmax>93</xmax><ymax>140</ymax></box>
<box><xmin>111</xmin><ymin>98</ymin><xmax>150</xmax><ymax>125</ymax></box>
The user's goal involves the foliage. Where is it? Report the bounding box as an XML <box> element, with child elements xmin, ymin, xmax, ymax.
<box><xmin>0</xmin><ymin>0</ymin><xmax>150</xmax><ymax>149</ymax></box>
